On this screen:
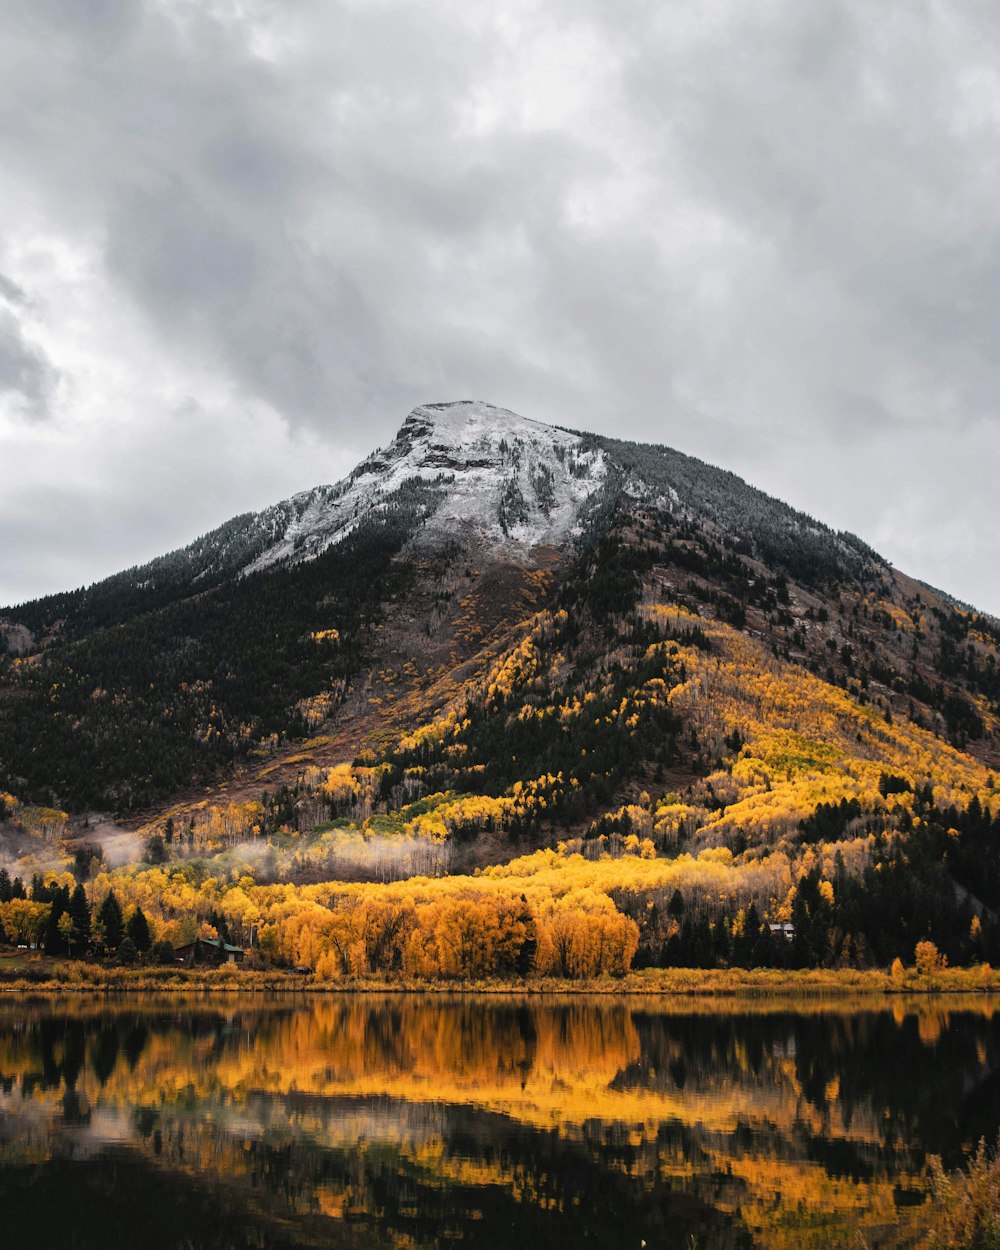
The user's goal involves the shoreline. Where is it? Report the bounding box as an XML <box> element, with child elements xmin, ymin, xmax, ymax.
<box><xmin>2</xmin><ymin>959</ymin><xmax>1000</xmax><ymax>996</ymax></box>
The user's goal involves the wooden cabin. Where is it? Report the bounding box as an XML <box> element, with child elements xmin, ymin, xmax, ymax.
<box><xmin>174</xmin><ymin>937</ymin><xmax>246</xmax><ymax>965</ymax></box>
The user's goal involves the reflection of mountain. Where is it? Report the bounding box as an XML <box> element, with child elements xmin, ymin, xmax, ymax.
<box><xmin>2</xmin><ymin>997</ymin><xmax>999</xmax><ymax>1248</ymax></box>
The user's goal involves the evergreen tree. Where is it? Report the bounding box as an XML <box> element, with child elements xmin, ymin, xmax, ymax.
<box><xmin>145</xmin><ymin>834</ymin><xmax>167</xmax><ymax>865</ymax></box>
<box><xmin>0</xmin><ymin>867</ymin><xmax>10</xmax><ymax>902</ymax></box>
<box><xmin>118</xmin><ymin>935</ymin><xmax>138</xmax><ymax>964</ymax></box>
<box><xmin>68</xmin><ymin>884</ymin><xmax>91</xmax><ymax>956</ymax></box>
<box><xmin>126</xmin><ymin>907</ymin><xmax>151</xmax><ymax>954</ymax></box>
<box><xmin>208</xmin><ymin>909</ymin><xmax>231</xmax><ymax>944</ymax></box>
<box><xmin>97</xmin><ymin>890</ymin><xmax>124</xmax><ymax>951</ymax></box>
<box><xmin>733</xmin><ymin>903</ymin><xmax>762</xmax><ymax>967</ymax></box>
<box><xmin>43</xmin><ymin>887</ymin><xmax>70</xmax><ymax>956</ymax></box>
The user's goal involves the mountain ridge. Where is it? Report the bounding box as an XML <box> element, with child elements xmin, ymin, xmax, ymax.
<box><xmin>2</xmin><ymin>400</ymin><xmax>915</xmax><ymax>651</ymax></box>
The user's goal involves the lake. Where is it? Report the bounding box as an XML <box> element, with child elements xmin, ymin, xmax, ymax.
<box><xmin>0</xmin><ymin>994</ymin><xmax>997</xmax><ymax>1248</ymax></box>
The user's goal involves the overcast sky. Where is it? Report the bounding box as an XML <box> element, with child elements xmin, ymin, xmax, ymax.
<box><xmin>2</xmin><ymin>0</ymin><xmax>999</xmax><ymax>615</ymax></box>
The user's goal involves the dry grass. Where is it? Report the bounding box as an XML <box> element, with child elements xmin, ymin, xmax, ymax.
<box><xmin>3</xmin><ymin>956</ymin><xmax>1000</xmax><ymax>996</ymax></box>
<box><xmin>923</xmin><ymin>1137</ymin><xmax>1000</xmax><ymax>1249</ymax></box>
<box><xmin>0</xmin><ymin>954</ymin><xmax>309</xmax><ymax>993</ymax></box>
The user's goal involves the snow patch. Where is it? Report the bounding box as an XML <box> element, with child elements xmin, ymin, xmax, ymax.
<box><xmin>243</xmin><ymin>401</ymin><xmax>609</xmax><ymax>573</ymax></box>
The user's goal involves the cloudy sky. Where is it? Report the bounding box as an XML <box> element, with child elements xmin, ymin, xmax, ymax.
<box><xmin>2</xmin><ymin>0</ymin><xmax>999</xmax><ymax>614</ymax></box>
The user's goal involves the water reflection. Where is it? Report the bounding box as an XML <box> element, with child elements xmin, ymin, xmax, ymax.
<box><xmin>0</xmin><ymin>994</ymin><xmax>997</xmax><ymax>1249</ymax></box>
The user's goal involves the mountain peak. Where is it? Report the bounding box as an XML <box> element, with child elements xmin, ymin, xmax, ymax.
<box><xmin>3</xmin><ymin>398</ymin><xmax>898</xmax><ymax>648</ymax></box>
<box><xmin>242</xmin><ymin>400</ymin><xmax>609</xmax><ymax>573</ymax></box>
<box><xmin>402</xmin><ymin>399</ymin><xmax>555</xmax><ymax>439</ymax></box>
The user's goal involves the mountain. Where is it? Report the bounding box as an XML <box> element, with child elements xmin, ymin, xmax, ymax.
<box><xmin>0</xmin><ymin>400</ymin><xmax>878</xmax><ymax>647</ymax></box>
<box><xmin>0</xmin><ymin>402</ymin><xmax>604</xmax><ymax>650</ymax></box>
<box><xmin>2</xmin><ymin>400</ymin><xmax>999</xmax><ymax>977</ymax></box>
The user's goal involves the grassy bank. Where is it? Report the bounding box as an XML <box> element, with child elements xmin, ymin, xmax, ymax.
<box><xmin>0</xmin><ymin>951</ymin><xmax>309</xmax><ymax>992</ymax></box>
<box><xmin>622</xmin><ymin>964</ymin><xmax>1000</xmax><ymax>995</ymax></box>
<box><xmin>3</xmin><ymin>951</ymin><xmax>1000</xmax><ymax>995</ymax></box>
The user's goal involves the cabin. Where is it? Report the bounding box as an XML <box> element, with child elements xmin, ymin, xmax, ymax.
<box><xmin>174</xmin><ymin>937</ymin><xmax>246</xmax><ymax>966</ymax></box>
<box><xmin>768</xmin><ymin>922</ymin><xmax>795</xmax><ymax>941</ymax></box>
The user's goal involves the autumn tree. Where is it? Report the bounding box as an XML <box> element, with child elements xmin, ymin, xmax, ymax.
<box><xmin>915</xmin><ymin>939</ymin><xmax>947</xmax><ymax>975</ymax></box>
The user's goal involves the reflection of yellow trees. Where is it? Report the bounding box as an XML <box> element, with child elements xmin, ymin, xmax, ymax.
<box><xmin>0</xmin><ymin>996</ymin><xmax>968</xmax><ymax>1249</ymax></box>
<box><xmin>714</xmin><ymin>1154</ymin><xmax>920</xmax><ymax>1250</ymax></box>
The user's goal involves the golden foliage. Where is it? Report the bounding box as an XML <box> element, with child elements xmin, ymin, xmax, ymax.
<box><xmin>643</xmin><ymin>603</ymin><xmax>992</xmax><ymax>847</ymax></box>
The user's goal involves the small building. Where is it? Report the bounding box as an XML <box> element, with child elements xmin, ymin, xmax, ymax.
<box><xmin>769</xmin><ymin>922</ymin><xmax>795</xmax><ymax>941</ymax></box>
<box><xmin>174</xmin><ymin>937</ymin><xmax>246</xmax><ymax>966</ymax></box>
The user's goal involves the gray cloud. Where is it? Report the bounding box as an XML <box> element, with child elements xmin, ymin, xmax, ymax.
<box><xmin>0</xmin><ymin>0</ymin><xmax>999</xmax><ymax>613</ymax></box>
<box><xmin>0</xmin><ymin>308</ymin><xmax>58</xmax><ymax>420</ymax></box>
<box><xmin>0</xmin><ymin>274</ymin><xmax>28</xmax><ymax>307</ymax></box>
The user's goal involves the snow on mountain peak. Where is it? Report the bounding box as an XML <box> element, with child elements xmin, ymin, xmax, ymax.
<box><xmin>243</xmin><ymin>401</ymin><xmax>609</xmax><ymax>573</ymax></box>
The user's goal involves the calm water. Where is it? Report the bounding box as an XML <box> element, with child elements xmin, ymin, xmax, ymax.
<box><xmin>0</xmin><ymin>994</ymin><xmax>998</xmax><ymax>1249</ymax></box>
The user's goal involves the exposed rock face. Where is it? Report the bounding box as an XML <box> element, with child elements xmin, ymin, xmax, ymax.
<box><xmin>0</xmin><ymin>619</ymin><xmax>34</xmax><ymax>656</ymax></box>
<box><xmin>243</xmin><ymin>400</ymin><xmax>610</xmax><ymax>573</ymax></box>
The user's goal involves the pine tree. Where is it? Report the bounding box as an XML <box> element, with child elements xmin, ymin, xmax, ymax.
<box><xmin>145</xmin><ymin>834</ymin><xmax>166</xmax><ymax>865</ymax></box>
<box><xmin>126</xmin><ymin>907</ymin><xmax>151</xmax><ymax>954</ymax></box>
<box><xmin>44</xmin><ymin>888</ymin><xmax>68</xmax><ymax>956</ymax></box>
<box><xmin>97</xmin><ymin>890</ymin><xmax>124</xmax><ymax>951</ymax></box>
<box><xmin>68</xmin><ymin>884</ymin><xmax>91</xmax><ymax>957</ymax></box>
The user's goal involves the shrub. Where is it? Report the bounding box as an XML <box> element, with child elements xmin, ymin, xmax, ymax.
<box><xmin>924</xmin><ymin>1136</ymin><xmax>1000</xmax><ymax>1249</ymax></box>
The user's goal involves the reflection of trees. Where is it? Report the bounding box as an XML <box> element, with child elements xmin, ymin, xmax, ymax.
<box><xmin>0</xmin><ymin>1151</ymin><xmax>377</xmax><ymax>1250</ymax></box>
<box><xmin>0</xmin><ymin>997</ymin><xmax>998</xmax><ymax>1248</ymax></box>
<box><xmin>108</xmin><ymin>1095</ymin><xmax>752</xmax><ymax>1250</ymax></box>
<box><xmin>91</xmin><ymin>1027</ymin><xmax>119</xmax><ymax>1086</ymax></box>
<box><xmin>620</xmin><ymin>1006</ymin><xmax>1000</xmax><ymax>1170</ymax></box>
